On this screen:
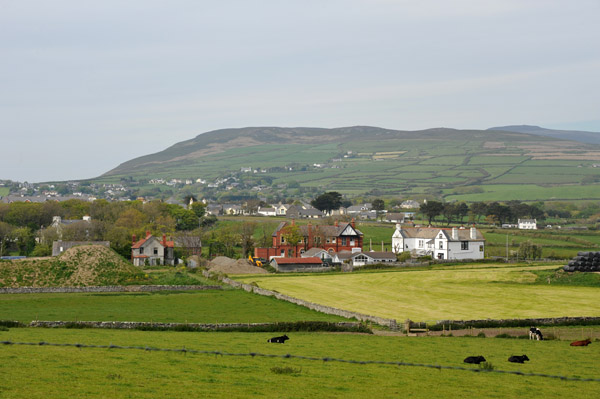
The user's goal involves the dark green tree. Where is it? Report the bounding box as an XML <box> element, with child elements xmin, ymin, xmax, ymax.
<box><xmin>311</xmin><ymin>192</ymin><xmax>343</xmax><ymax>215</ymax></box>
<box><xmin>420</xmin><ymin>201</ymin><xmax>444</xmax><ymax>225</ymax></box>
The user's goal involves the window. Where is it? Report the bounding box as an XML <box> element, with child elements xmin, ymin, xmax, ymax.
<box><xmin>418</xmin><ymin>240</ymin><xmax>424</xmax><ymax>248</ymax></box>
<box><xmin>342</xmin><ymin>237</ymin><xmax>347</xmax><ymax>246</ymax></box>
<box><xmin>350</xmin><ymin>239</ymin><xmax>355</xmax><ymax>246</ymax></box>
<box><xmin>288</xmin><ymin>249</ymin><xmax>293</xmax><ymax>257</ymax></box>
<box><xmin>439</xmin><ymin>241</ymin><xmax>443</xmax><ymax>249</ymax></box>
<box><xmin>139</xmin><ymin>248</ymin><xmax>144</xmax><ymax>254</ymax></box>
<box><xmin>332</xmin><ymin>238</ymin><xmax>336</xmax><ymax>243</ymax></box>
<box><xmin>479</xmin><ymin>245</ymin><xmax>484</xmax><ymax>252</ymax></box>
<box><xmin>461</xmin><ymin>241</ymin><xmax>469</xmax><ymax>250</ymax></box>
<box><xmin>153</xmin><ymin>248</ymin><xmax>158</xmax><ymax>255</ymax></box>
<box><xmin>281</xmin><ymin>236</ymin><xmax>286</xmax><ymax>244</ymax></box>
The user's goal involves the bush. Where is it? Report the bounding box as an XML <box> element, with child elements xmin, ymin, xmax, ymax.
<box><xmin>271</xmin><ymin>366</ymin><xmax>302</xmax><ymax>375</ymax></box>
<box><xmin>479</xmin><ymin>362</ymin><xmax>495</xmax><ymax>371</ymax></box>
<box><xmin>0</xmin><ymin>320</ymin><xmax>24</xmax><ymax>328</ymax></box>
<box><xmin>397</xmin><ymin>252</ymin><xmax>412</xmax><ymax>262</ymax></box>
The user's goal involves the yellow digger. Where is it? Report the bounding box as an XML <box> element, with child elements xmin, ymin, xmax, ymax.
<box><xmin>248</xmin><ymin>255</ymin><xmax>267</xmax><ymax>267</ymax></box>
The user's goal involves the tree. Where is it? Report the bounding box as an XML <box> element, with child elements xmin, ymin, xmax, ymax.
<box><xmin>280</xmin><ymin>224</ymin><xmax>303</xmax><ymax>257</ymax></box>
<box><xmin>372</xmin><ymin>199</ymin><xmax>385</xmax><ymax>220</ymax></box>
<box><xmin>237</xmin><ymin>222</ymin><xmax>256</xmax><ymax>257</ymax></box>
<box><xmin>469</xmin><ymin>202</ymin><xmax>488</xmax><ymax>223</ymax></box>
<box><xmin>0</xmin><ymin>221</ymin><xmax>14</xmax><ymax>256</ymax></box>
<box><xmin>191</xmin><ymin>202</ymin><xmax>206</xmax><ymax>218</ymax></box>
<box><xmin>311</xmin><ymin>192</ymin><xmax>343</xmax><ymax>215</ymax></box>
<box><xmin>420</xmin><ymin>201</ymin><xmax>444</xmax><ymax>225</ymax></box>
<box><xmin>486</xmin><ymin>202</ymin><xmax>511</xmax><ymax>225</ymax></box>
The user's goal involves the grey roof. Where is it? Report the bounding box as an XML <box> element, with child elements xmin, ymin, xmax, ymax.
<box><xmin>361</xmin><ymin>251</ymin><xmax>396</xmax><ymax>260</ymax></box>
<box><xmin>397</xmin><ymin>227</ymin><xmax>485</xmax><ymax>241</ymax></box>
<box><xmin>301</xmin><ymin>248</ymin><xmax>331</xmax><ymax>258</ymax></box>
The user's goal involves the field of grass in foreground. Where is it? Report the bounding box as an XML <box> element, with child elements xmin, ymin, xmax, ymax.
<box><xmin>0</xmin><ymin>289</ymin><xmax>345</xmax><ymax>324</ymax></box>
<box><xmin>234</xmin><ymin>264</ymin><xmax>600</xmax><ymax>322</ymax></box>
<box><xmin>1</xmin><ymin>328</ymin><xmax>598</xmax><ymax>398</ymax></box>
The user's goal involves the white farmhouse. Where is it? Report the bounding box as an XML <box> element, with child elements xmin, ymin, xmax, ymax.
<box><xmin>392</xmin><ymin>225</ymin><xmax>485</xmax><ymax>260</ymax></box>
<box><xmin>518</xmin><ymin>219</ymin><xmax>537</xmax><ymax>230</ymax></box>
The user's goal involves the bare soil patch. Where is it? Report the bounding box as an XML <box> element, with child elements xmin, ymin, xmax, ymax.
<box><xmin>208</xmin><ymin>256</ymin><xmax>268</xmax><ymax>274</ymax></box>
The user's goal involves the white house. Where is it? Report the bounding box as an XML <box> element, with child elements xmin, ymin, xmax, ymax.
<box><xmin>257</xmin><ymin>206</ymin><xmax>277</xmax><ymax>216</ymax></box>
<box><xmin>400</xmin><ymin>200</ymin><xmax>420</xmax><ymax>209</ymax></box>
<box><xmin>392</xmin><ymin>225</ymin><xmax>485</xmax><ymax>260</ymax></box>
<box><xmin>518</xmin><ymin>219</ymin><xmax>537</xmax><ymax>230</ymax></box>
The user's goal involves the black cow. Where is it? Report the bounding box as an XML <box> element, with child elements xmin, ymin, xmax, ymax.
<box><xmin>529</xmin><ymin>327</ymin><xmax>543</xmax><ymax>341</ymax></box>
<box><xmin>267</xmin><ymin>334</ymin><xmax>289</xmax><ymax>344</ymax></box>
<box><xmin>508</xmin><ymin>355</ymin><xmax>530</xmax><ymax>363</ymax></box>
<box><xmin>464</xmin><ymin>356</ymin><xmax>486</xmax><ymax>364</ymax></box>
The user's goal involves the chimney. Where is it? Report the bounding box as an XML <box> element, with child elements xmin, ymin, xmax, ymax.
<box><xmin>146</xmin><ymin>230</ymin><xmax>151</xmax><ymax>238</ymax></box>
<box><xmin>132</xmin><ymin>234</ymin><xmax>137</xmax><ymax>246</ymax></box>
<box><xmin>291</xmin><ymin>218</ymin><xmax>295</xmax><ymax>226</ymax></box>
<box><xmin>162</xmin><ymin>234</ymin><xmax>167</xmax><ymax>246</ymax></box>
<box><xmin>307</xmin><ymin>222</ymin><xmax>313</xmax><ymax>246</ymax></box>
<box><xmin>470</xmin><ymin>227</ymin><xmax>477</xmax><ymax>239</ymax></box>
<box><xmin>351</xmin><ymin>218</ymin><xmax>355</xmax><ymax>229</ymax></box>
<box><xmin>334</xmin><ymin>220</ymin><xmax>338</xmax><ymax>227</ymax></box>
<box><xmin>452</xmin><ymin>227</ymin><xmax>458</xmax><ymax>240</ymax></box>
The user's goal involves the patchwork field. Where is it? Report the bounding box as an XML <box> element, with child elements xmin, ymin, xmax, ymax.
<box><xmin>1</xmin><ymin>328</ymin><xmax>598</xmax><ymax>398</ymax></box>
<box><xmin>234</xmin><ymin>265</ymin><xmax>600</xmax><ymax>322</ymax></box>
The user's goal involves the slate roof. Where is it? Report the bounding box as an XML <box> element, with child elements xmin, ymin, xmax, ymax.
<box><xmin>397</xmin><ymin>227</ymin><xmax>485</xmax><ymax>241</ymax></box>
<box><xmin>132</xmin><ymin>235</ymin><xmax>174</xmax><ymax>249</ymax></box>
<box><xmin>272</xmin><ymin>257</ymin><xmax>323</xmax><ymax>265</ymax></box>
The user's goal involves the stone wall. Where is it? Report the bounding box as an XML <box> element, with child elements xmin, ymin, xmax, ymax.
<box><xmin>203</xmin><ymin>270</ymin><xmax>398</xmax><ymax>330</ymax></box>
<box><xmin>0</xmin><ymin>285</ymin><xmax>222</xmax><ymax>294</ymax></box>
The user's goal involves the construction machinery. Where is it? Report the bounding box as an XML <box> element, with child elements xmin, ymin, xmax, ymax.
<box><xmin>248</xmin><ymin>255</ymin><xmax>267</xmax><ymax>267</ymax></box>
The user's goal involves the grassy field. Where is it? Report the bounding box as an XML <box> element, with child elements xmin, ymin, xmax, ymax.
<box><xmin>234</xmin><ymin>264</ymin><xmax>600</xmax><ymax>322</ymax></box>
<box><xmin>0</xmin><ymin>187</ymin><xmax>8</xmax><ymax>197</ymax></box>
<box><xmin>1</xmin><ymin>328</ymin><xmax>598</xmax><ymax>398</ymax></box>
<box><xmin>0</xmin><ymin>289</ymin><xmax>345</xmax><ymax>324</ymax></box>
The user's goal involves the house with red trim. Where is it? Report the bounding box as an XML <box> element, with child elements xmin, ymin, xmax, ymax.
<box><xmin>131</xmin><ymin>231</ymin><xmax>175</xmax><ymax>266</ymax></box>
<box><xmin>254</xmin><ymin>219</ymin><xmax>363</xmax><ymax>259</ymax></box>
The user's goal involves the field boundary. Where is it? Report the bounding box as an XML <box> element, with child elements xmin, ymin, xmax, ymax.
<box><xmin>203</xmin><ymin>270</ymin><xmax>399</xmax><ymax>330</ymax></box>
<box><xmin>0</xmin><ymin>285</ymin><xmax>222</xmax><ymax>294</ymax></box>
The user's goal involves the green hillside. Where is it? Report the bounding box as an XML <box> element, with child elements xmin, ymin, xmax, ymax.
<box><xmin>98</xmin><ymin>126</ymin><xmax>600</xmax><ymax>201</ymax></box>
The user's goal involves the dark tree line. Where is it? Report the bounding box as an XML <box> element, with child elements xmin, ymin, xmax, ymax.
<box><xmin>419</xmin><ymin>200</ymin><xmax>546</xmax><ymax>225</ymax></box>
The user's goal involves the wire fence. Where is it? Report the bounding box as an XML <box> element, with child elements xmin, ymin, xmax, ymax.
<box><xmin>2</xmin><ymin>340</ymin><xmax>599</xmax><ymax>383</ymax></box>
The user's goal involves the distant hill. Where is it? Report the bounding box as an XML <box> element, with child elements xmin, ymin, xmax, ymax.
<box><xmin>488</xmin><ymin>125</ymin><xmax>600</xmax><ymax>145</ymax></box>
<box><xmin>98</xmin><ymin>126</ymin><xmax>600</xmax><ymax>202</ymax></box>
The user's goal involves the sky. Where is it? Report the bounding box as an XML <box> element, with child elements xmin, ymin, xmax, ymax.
<box><xmin>1</xmin><ymin>0</ymin><xmax>600</xmax><ymax>183</ymax></box>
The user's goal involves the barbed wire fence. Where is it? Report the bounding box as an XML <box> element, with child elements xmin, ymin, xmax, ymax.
<box><xmin>2</xmin><ymin>340</ymin><xmax>599</xmax><ymax>383</ymax></box>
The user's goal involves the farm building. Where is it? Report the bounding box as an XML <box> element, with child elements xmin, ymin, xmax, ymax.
<box><xmin>392</xmin><ymin>225</ymin><xmax>485</xmax><ymax>260</ymax></box>
<box><xmin>336</xmin><ymin>250</ymin><xmax>397</xmax><ymax>266</ymax></box>
<box><xmin>270</xmin><ymin>257</ymin><xmax>329</xmax><ymax>272</ymax></box>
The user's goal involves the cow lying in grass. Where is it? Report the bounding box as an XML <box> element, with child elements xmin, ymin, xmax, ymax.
<box><xmin>508</xmin><ymin>355</ymin><xmax>530</xmax><ymax>363</ymax></box>
<box><xmin>267</xmin><ymin>335</ymin><xmax>289</xmax><ymax>344</ymax></box>
<box><xmin>570</xmin><ymin>339</ymin><xmax>592</xmax><ymax>347</ymax></box>
<box><xmin>463</xmin><ymin>356</ymin><xmax>486</xmax><ymax>364</ymax></box>
<box><xmin>529</xmin><ymin>327</ymin><xmax>543</xmax><ymax>341</ymax></box>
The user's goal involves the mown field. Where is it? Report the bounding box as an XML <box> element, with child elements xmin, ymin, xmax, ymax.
<box><xmin>1</xmin><ymin>328</ymin><xmax>598</xmax><ymax>398</ymax></box>
<box><xmin>0</xmin><ymin>289</ymin><xmax>345</xmax><ymax>324</ymax></box>
<box><xmin>235</xmin><ymin>264</ymin><xmax>600</xmax><ymax>322</ymax></box>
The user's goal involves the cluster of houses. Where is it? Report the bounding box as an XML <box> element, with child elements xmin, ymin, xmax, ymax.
<box><xmin>206</xmin><ymin>200</ymin><xmax>419</xmax><ymax>221</ymax></box>
<box><xmin>254</xmin><ymin>219</ymin><xmax>486</xmax><ymax>272</ymax></box>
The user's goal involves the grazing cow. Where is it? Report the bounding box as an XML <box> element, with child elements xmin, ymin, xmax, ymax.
<box><xmin>463</xmin><ymin>356</ymin><xmax>486</xmax><ymax>364</ymax></box>
<box><xmin>267</xmin><ymin>334</ymin><xmax>289</xmax><ymax>344</ymax></box>
<box><xmin>529</xmin><ymin>327</ymin><xmax>543</xmax><ymax>341</ymax></box>
<box><xmin>570</xmin><ymin>339</ymin><xmax>592</xmax><ymax>347</ymax></box>
<box><xmin>508</xmin><ymin>355</ymin><xmax>530</xmax><ymax>363</ymax></box>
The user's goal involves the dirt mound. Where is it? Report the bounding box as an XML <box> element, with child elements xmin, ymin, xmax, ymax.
<box><xmin>208</xmin><ymin>257</ymin><xmax>268</xmax><ymax>274</ymax></box>
<box><xmin>0</xmin><ymin>245</ymin><xmax>143</xmax><ymax>287</ymax></box>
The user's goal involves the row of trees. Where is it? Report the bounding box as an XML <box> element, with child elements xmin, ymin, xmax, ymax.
<box><xmin>420</xmin><ymin>200</ymin><xmax>546</xmax><ymax>225</ymax></box>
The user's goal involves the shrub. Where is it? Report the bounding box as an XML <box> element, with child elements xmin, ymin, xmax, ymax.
<box><xmin>479</xmin><ymin>362</ymin><xmax>495</xmax><ymax>371</ymax></box>
<box><xmin>397</xmin><ymin>252</ymin><xmax>412</xmax><ymax>262</ymax></box>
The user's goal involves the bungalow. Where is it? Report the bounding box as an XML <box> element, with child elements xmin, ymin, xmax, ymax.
<box><xmin>257</xmin><ymin>206</ymin><xmax>277</xmax><ymax>216</ymax></box>
<box><xmin>131</xmin><ymin>231</ymin><xmax>175</xmax><ymax>266</ymax></box>
<box><xmin>386</xmin><ymin>213</ymin><xmax>408</xmax><ymax>223</ymax></box>
<box><xmin>392</xmin><ymin>224</ymin><xmax>485</xmax><ymax>260</ymax></box>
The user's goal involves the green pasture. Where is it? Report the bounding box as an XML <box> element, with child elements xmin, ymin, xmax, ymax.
<box><xmin>0</xmin><ymin>187</ymin><xmax>8</xmax><ymax>197</ymax></box>
<box><xmin>0</xmin><ymin>290</ymin><xmax>345</xmax><ymax>324</ymax></box>
<box><xmin>1</xmin><ymin>328</ymin><xmax>598</xmax><ymax>398</ymax></box>
<box><xmin>444</xmin><ymin>184</ymin><xmax>600</xmax><ymax>202</ymax></box>
<box><xmin>235</xmin><ymin>265</ymin><xmax>600</xmax><ymax>322</ymax></box>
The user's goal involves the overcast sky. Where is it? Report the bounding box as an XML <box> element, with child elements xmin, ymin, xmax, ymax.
<box><xmin>2</xmin><ymin>0</ymin><xmax>599</xmax><ymax>183</ymax></box>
